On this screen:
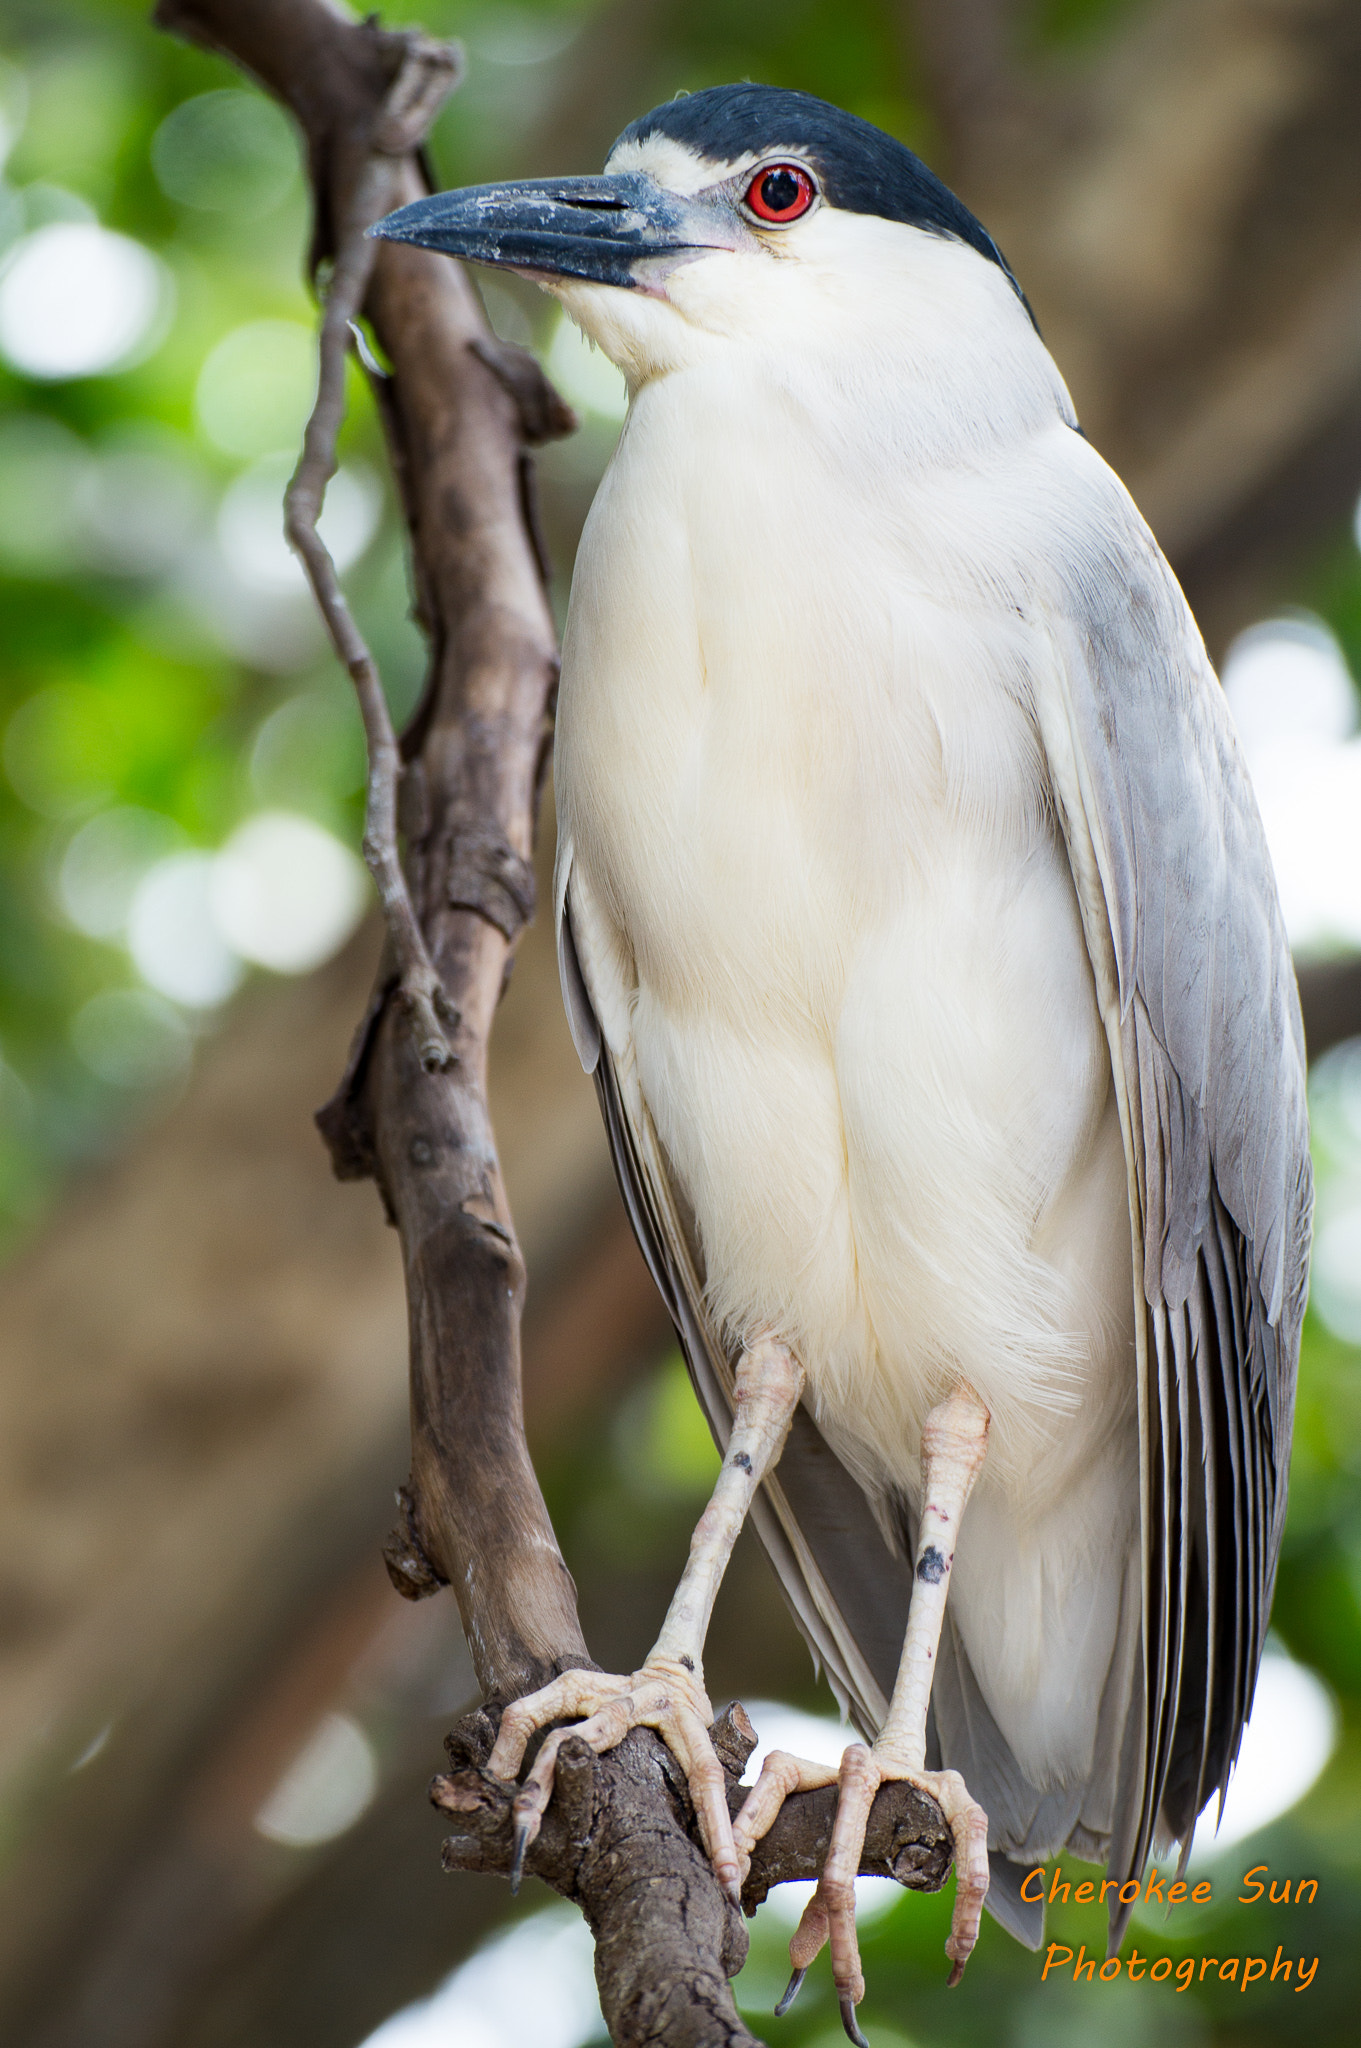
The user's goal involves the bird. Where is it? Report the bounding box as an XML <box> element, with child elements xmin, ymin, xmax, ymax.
<box><xmin>372</xmin><ymin>83</ymin><xmax>1312</xmax><ymax>2039</ymax></box>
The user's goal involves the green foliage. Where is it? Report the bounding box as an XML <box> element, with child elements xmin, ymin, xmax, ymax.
<box><xmin>0</xmin><ymin>0</ymin><xmax>429</xmax><ymax>1247</ymax></box>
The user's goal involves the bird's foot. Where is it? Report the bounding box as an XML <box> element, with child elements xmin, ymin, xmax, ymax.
<box><xmin>486</xmin><ymin>1655</ymin><xmax>741</xmax><ymax>1902</ymax></box>
<box><xmin>734</xmin><ymin>1743</ymin><xmax>989</xmax><ymax>2040</ymax></box>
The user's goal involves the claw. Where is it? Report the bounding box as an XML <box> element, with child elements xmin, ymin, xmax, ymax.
<box><xmin>774</xmin><ymin>1966</ymin><xmax>807</xmax><ymax>2017</ymax></box>
<box><xmin>509</xmin><ymin>1807</ymin><xmax>535</xmax><ymax>1894</ymax></box>
<box><xmin>839</xmin><ymin>1992</ymin><xmax>870</xmax><ymax>2047</ymax></box>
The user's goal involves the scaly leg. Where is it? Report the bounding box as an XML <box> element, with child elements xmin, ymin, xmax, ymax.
<box><xmin>488</xmin><ymin>1336</ymin><xmax>805</xmax><ymax>1901</ymax></box>
<box><xmin>734</xmin><ymin>1381</ymin><xmax>991</xmax><ymax>2041</ymax></box>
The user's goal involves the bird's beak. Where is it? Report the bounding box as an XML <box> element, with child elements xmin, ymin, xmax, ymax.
<box><xmin>370</xmin><ymin>174</ymin><xmax>727</xmax><ymax>289</ymax></box>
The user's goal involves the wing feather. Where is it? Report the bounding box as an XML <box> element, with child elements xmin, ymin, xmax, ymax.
<box><xmin>1035</xmin><ymin>501</ymin><xmax>1311</xmax><ymax>1937</ymax></box>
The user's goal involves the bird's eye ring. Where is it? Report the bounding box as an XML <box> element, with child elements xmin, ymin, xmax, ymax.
<box><xmin>744</xmin><ymin>163</ymin><xmax>815</xmax><ymax>225</ymax></box>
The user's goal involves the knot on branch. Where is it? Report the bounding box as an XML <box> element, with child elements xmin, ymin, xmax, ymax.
<box><xmin>371</xmin><ymin>30</ymin><xmax>464</xmax><ymax>156</ymax></box>
<box><xmin>471</xmin><ymin>336</ymin><xmax>580</xmax><ymax>446</ymax></box>
<box><xmin>383</xmin><ymin>1483</ymin><xmax>450</xmax><ymax>1600</ymax></box>
<box><xmin>314</xmin><ymin>973</ymin><xmax>400</xmax><ymax>1182</ymax></box>
<box><xmin>709</xmin><ymin>1699</ymin><xmax>758</xmax><ymax>1779</ymax></box>
<box><xmin>315</xmin><ymin>956</ymin><xmax>462</xmax><ymax>1189</ymax></box>
<box><xmin>447</xmin><ymin>821</ymin><xmax>538</xmax><ymax>942</ymax></box>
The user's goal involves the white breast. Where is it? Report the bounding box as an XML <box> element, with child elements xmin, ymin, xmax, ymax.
<box><xmin>555</xmin><ymin>274</ymin><xmax>1141</xmax><ymax>1797</ymax></box>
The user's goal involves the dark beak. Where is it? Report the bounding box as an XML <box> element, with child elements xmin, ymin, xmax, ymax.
<box><xmin>369</xmin><ymin>173</ymin><xmax>722</xmax><ymax>288</ymax></box>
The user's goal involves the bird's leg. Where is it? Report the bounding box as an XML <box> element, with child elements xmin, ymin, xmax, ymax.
<box><xmin>487</xmin><ymin>1336</ymin><xmax>805</xmax><ymax>1901</ymax></box>
<box><xmin>735</xmin><ymin>1381</ymin><xmax>991</xmax><ymax>2039</ymax></box>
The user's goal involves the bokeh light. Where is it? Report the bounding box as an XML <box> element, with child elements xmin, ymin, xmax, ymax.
<box><xmin>1221</xmin><ymin>616</ymin><xmax>1361</xmax><ymax>953</ymax></box>
<box><xmin>209</xmin><ymin>810</ymin><xmax>368</xmax><ymax>973</ymax></box>
<box><xmin>1189</xmin><ymin>1648</ymin><xmax>1336</xmax><ymax>1859</ymax></box>
<box><xmin>0</xmin><ymin>221</ymin><xmax>170</xmax><ymax>380</ymax></box>
<box><xmin>81</xmin><ymin>427</ymin><xmax>210</xmax><ymax>577</ymax></box>
<box><xmin>255</xmin><ymin>1711</ymin><xmax>380</xmax><ymax>1849</ymax></box>
<box><xmin>1305</xmin><ymin>1036</ymin><xmax>1361</xmax><ymax>1343</ymax></box>
<box><xmin>357</xmin><ymin>1903</ymin><xmax>602</xmax><ymax>2048</ymax></box>
<box><xmin>194</xmin><ymin>318</ymin><xmax>317</xmax><ymax>457</ymax></box>
<box><xmin>215</xmin><ymin>455</ymin><xmax>381</xmax><ymax>592</ymax></box>
<box><xmin>57</xmin><ymin>806</ymin><xmax>186</xmax><ymax>939</ymax></box>
<box><xmin>0</xmin><ymin>412</ymin><xmax>94</xmax><ymax>572</ymax></box>
<box><xmin>119</xmin><ymin>812</ymin><xmax>367</xmax><ymax>1004</ymax></box>
<box><xmin>68</xmin><ymin>987</ymin><xmax>192</xmax><ymax>1093</ymax></box>
<box><xmin>127</xmin><ymin>851</ymin><xmax>243</xmax><ymax>1008</ymax></box>
<box><xmin>152</xmin><ymin>88</ymin><xmax>299</xmax><ymax>216</ymax></box>
<box><xmin>249</xmin><ymin>689</ymin><xmax>366</xmax><ymax>817</ymax></box>
<box><xmin>0</xmin><ymin>56</ymin><xmax>29</xmax><ymax>176</ymax></box>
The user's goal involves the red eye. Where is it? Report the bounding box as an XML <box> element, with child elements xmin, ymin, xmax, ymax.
<box><xmin>745</xmin><ymin>162</ymin><xmax>815</xmax><ymax>224</ymax></box>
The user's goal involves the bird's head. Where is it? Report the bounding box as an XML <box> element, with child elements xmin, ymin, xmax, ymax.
<box><xmin>371</xmin><ymin>84</ymin><xmax>1035</xmax><ymax>395</ymax></box>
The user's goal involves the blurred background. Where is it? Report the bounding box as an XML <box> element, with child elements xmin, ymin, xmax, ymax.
<box><xmin>2</xmin><ymin>2</ymin><xmax>1361</xmax><ymax>2045</ymax></box>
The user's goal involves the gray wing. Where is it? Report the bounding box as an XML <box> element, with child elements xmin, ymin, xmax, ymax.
<box><xmin>1034</xmin><ymin>504</ymin><xmax>1312</xmax><ymax>1933</ymax></box>
<box><xmin>554</xmin><ymin>875</ymin><xmax>915</xmax><ymax>1737</ymax></box>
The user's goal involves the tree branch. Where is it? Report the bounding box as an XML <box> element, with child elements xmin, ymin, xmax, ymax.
<box><xmin>282</xmin><ymin>33</ymin><xmax>462</xmax><ymax>1073</ymax></box>
<box><xmin>151</xmin><ymin>5</ymin><xmax>952</xmax><ymax>2042</ymax></box>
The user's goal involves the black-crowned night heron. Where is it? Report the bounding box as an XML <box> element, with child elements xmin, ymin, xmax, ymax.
<box><xmin>374</xmin><ymin>84</ymin><xmax>1312</xmax><ymax>2041</ymax></box>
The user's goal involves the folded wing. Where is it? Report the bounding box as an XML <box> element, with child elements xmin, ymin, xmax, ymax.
<box><xmin>1031</xmin><ymin>484</ymin><xmax>1311</xmax><ymax>1939</ymax></box>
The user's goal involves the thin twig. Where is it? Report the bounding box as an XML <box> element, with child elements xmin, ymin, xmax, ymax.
<box><xmin>283</xmin><ymin>39</ymin><xmax>462</xmax><ymax>1073</ymax></box>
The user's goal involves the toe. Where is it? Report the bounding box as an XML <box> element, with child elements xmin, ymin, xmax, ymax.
<box><xmin>942</xmin><ymin>1794</ymin><xmax>989</xmax><ymax>1981</ymax></box>
<box><xmin>509</xmin><ymin>1801</ymin><xmax>537</xmax><ymax>1893</ymax></box>
<box><xmin>823</xmin><ymin>1866</ymin><xmax>865</xmax><ymax>2007</ymax></box>
<box><xmin>487</xmin><ymin>1688</ymin><xmax>550</xmax><ymax>1782</ymax></box>
<box><xmin>792</xmin><ymin>1742</ymin><xmax>880</xmax><ymax>2028</ymax></box>
<box><xmin>790</xmin><ymin>1888</ymin><xmax>830</xmax><ymax>1971</ymax></box>
<box><xmin>569</xmin><ymin>1692</ymin><xmax>640</xmax><ymax>1756</ymax></box>
<box><xmin>488</xmin><ymin>1671</ymin><xmax>592</xmax><ymax>1780</ymax></box>
<box><xmin>670</xmin><ymin>1714</ymin><xmax>742</xmax><ymax>1902</ymax></box>
<box><xmin>905</xmin><ymin>1766</ymin><xmax>989</xmax><ymax>1983</ymax></box>
<box><xmin>821</xmin><ymin>1744</ymin><xmax>877</xmax><ymax>1994</ymax></box>
<box><xmin>734</xmin><ymin>1747</ymin><xmax>838</xmax><ymax>1860</ymax></box>
<box><xmin>506</xmin><ymin>1724</ymin><xmax>570</xmax><ymax>1884</ymax></box>
<box><xmin>501</xmin><ymin>1691</ymin><xmax>640</xmax><ymax>1889</ymax></box>
<box><xmin>491</xmin><ymin>1669</ymin><xmax>749</xmax><ymax>1911</ymax></box>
